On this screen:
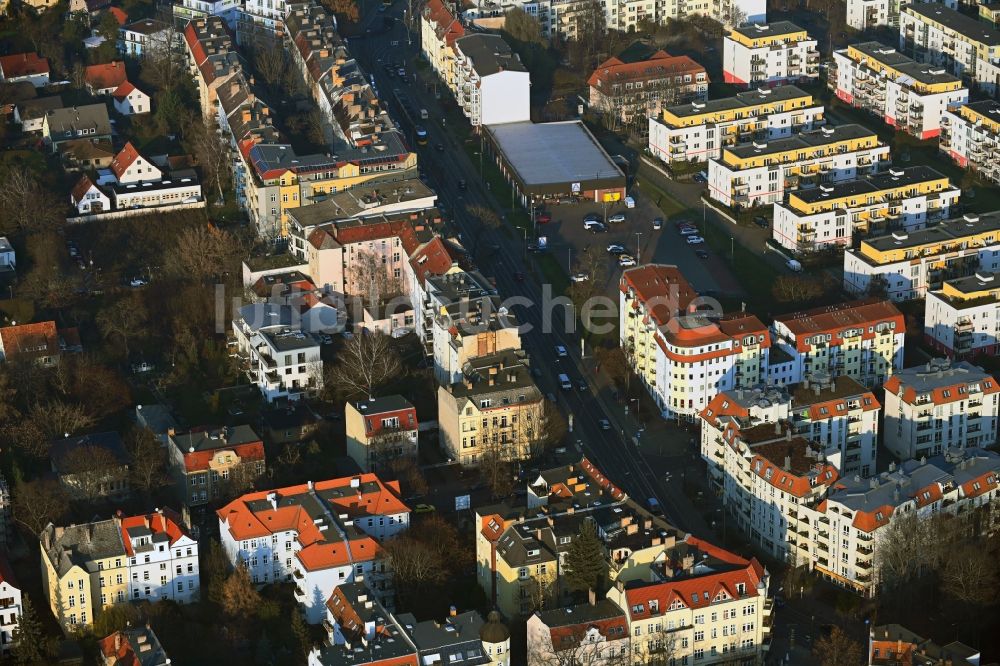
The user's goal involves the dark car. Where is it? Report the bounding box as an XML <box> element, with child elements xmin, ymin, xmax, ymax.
<box><xmin>754</xmin><ymin>216</ymin><xmax>769</xmax><ymax>229</ymax></box>
<box><xmin>696</xmin><ymin>250</ymin><xmax>709</xmax><ymax>259</ymax></box>
<box><xmin>457</xmin><ymin>179</ymin><xmax>467</xmax><ymax>190</ymax></box>
<box><xmin>587</xmin><ymin>222</ymin><xmax>608</xmax><ymax>233</ymax></box>
<box><xmin>513</xmin><ymin>272</ymin><xmax>525</xmax><ymax>282</ymax></box>
<box><xmin>527</xmin><ymin>242</ymin><xmax>545</xmax><ymax>252</ymax></box>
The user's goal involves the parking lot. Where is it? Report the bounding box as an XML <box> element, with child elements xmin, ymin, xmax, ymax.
<box><xmin>531</xmin><ymin>192</ymin><xmax>734</xmax><ymax>299</ymax></box>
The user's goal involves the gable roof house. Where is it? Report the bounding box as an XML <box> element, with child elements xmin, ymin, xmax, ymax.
<box><xmin>42</xmin><ymin>103</ymin><xmax>112</xmax><ymax>152</ymax></box>
<box><xmin>112</xmin><ymin>81</ymin><xmax>150</xmax><ymax>115</ymax></box>
<box><xmin>84</xmin><ymin>61</ymin><xmax>128</xmax><ymax>95</ymax></box>
<box><xmin>70</xmin><ymin>174</ymin><xmax>111</xmax><ymax>215</ymax></box>
<box><xmin>0</xmin><ymin>52</ymin><xmax>50</xmax><ymax>87</ymax></box>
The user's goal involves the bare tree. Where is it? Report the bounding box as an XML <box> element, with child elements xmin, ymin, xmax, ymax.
<box><xmin>127</xmin><ymin>427</ymin><xmax>166</xmax><ymax>496</ymax></box>
<box><xmin>940</xmin><ymin>542</ymin><xmax>1000</xmax><ymax>606</ymax></box>
<box><xmin>57</xmin><ymin>444</ymin><xmax>129</xmax><ymax>502</ymax></box>
<box><xmin>463</xmin><ymin>204</ymin><xmax>503</xmax><ymax>257</ymax></box>
<box><xmin>97</xmin><ymin>296</ymin><xmax>148</xmax><ymax>358</ymax></box>
<box><xmin>139</xmin><ymin>13</ymin><xmax>184</xmax><ymax>92</ymax></box>
<box><xmin>478</xmin><ymin>408</ymin><xmax>537</xmax><ymax>498</ymax></box>
<box><xmin>31</xmin><ymin>401</ymin><xmax>94</xmax><ymax>440</ymax></box>
<box><xmin>12</xmin><ymin>479</ymin><xmax>70</xmax><ymax>536</ymax></box>
<box><xmin>165</xmin><ymin>224</ymin><xmax>242</xmax><ymax>282</ymax></box>
<box><xmin>350</xmin><ymin>249</ymin><xmax>403</xmax><ymax>306</ymax></box>
<box><xmin>251</xmin><ymin>36</ymin><xmax>288</xmax><ymax>88</ymax></box>
<box><xmin>186</xmin><ymin>114</ymin><xmax>231</xmax><ymax>202</ymax></box>
<box><xmin>327</xmin><ymin>332</ymin><xmax>401</xmax><ymax>399</ymax></box>
<box><xmin>0</xmin><ymin>168</ymin><xmax>64</xmax><ymax>236</ymax></box>
<box><xmin>379</xmin><ymin>534</ymin><xmax>447</xmax><ymax>606</ymax></box>
<box><xmin>812</xmin><ymin>626</ymin><xmax>864</xmax><ymax>666</ymax></box>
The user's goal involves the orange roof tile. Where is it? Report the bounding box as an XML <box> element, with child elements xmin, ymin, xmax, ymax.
<box><xmin>110</xmin><ymin>141</ymin><xmax>144</xmax><ymax>180</ymax></box>
<box><xmin>120</xmin><ymin>509</ymin><xmax>189</xmax><ymax>557</ymax></box>
<box><xmin>0</xmin><ymin>321</ymin><xmax>58</xmax><ymax>361</ymax></box>
<box><xmin>775</xmin><ymin>298</ymin><xmax>904</xmax><ymax>352</ymax></box>
<box><xmin>588</xmin><ymin>51</ymin><xmax>707</xmax><ymax>88</ymax></box>
<box><xmin>84</xmin><ymin>61</ymin><xmax>127</xmax><ymax>91</ymax></box>
<box><xmin>0</xmin><ymin>52</ymin><xmax>49</xmax><ymax>79</ymax></box>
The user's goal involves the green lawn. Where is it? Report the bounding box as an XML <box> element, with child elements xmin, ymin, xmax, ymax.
<box><xmin>634</xmin><ymin>174</ymin><xmax>686</xmax><ymax>218</ymax></box>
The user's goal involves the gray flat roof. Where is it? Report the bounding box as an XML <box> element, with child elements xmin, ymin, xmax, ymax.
<box><xmin>904</xmin><ymin>4</ymin><xmax>1000</xmax><ymax>46</ymax></box>
<box><xmin>861</xmin><ymin>212</ymin><xmax>1000</xmax><ymax>253</ymax></box>
<box><xmin>732</xmin><ymin>20</ymin><xmax>808</xmax><ymax>39</ymax></box>
<box><xmin>455</xmin><ymin>33</ymin><xmax>527</xmax><ymax>76</ymax></box>
<box><xmin>792</xmin><ymin>166</ymin><xmax>948</xmax><ymax>204</ymax></box>
<box><xmin>486</xmin><ymin>121</ymin><xmax>624</xmax><ymax>187</ymax></box>
<box><xmin>725</xmin><ymin>124</ymin><xmax>876</xmax><ymax>159</ymax></box>
<box><xmin>663</xmin><ymin>85</ymin><xmax>813</xmax><ymax>120</ymax></box>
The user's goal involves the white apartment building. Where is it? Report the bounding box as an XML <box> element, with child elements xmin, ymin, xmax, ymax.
<box><xmin>0</xmin><ymin>556</ymin><xmax>20</xmax><ymax>655</ymax></box>
<box><xmin>926</xmin><ymin>272</ymin><xmax>1000</xmax><ymax>358</ymax></box>
<box><xmin>847</xmin><ymin>0</ymin><xmax>953</xmax><ymax>35</ymax></box>
<box><xmin>121</xmin><ymin>511</ymin><xmax>200</xmax><ymax>604</ymax></box>
<box><xmin>723</xmin><ymin>21</ymin><xmax>819</xmax><ymax>87</ymax></box>
<box><xmin>237</xmin><ymin>0</ymin><xmax>288</xmax><ymax>45</ymax></box>
<box><xmin>707</xmin><ymin>124</ymin><xmax>890</xmax><ymax>209</ymax></box>
<box><xmin>111</xmin><ymin>172</ymin><xmax>203</xmax><ymax>210</ymax></box>
<box><xmin>217</xmin><ymin>475</ymin><xmax>410</xmax><ymax>623</ymax></box>
<box><xmin>232</xmin><ymin>303</ymin><xmax>323</xmax><ymax>403</ymax></box>
<box><xmin>831</xmin><ymin>42</ymin><xmax>968</xmax><ymax>140</ymax></box>
<box><xmin>453</xmin><ymin>34</ymin><xmax>530</xmax><ymax>127</ymax></box>
<box><xmin>173</xmin><ymin>0</ymin><xmax>241</xmax><ymax>28</ymax></box>
<box><xmin>941</xmin><ymin>100</ymin><xmax>1000</xmax><ymax>183</ymax></box>
<box><xmin>771</xmin><ymin>166</ymin><xmax>959</xmax><ymax>254</ymax></box>
<box><xmin>883</xmin><ymin>359</ymin><xmax>1000</xmax><ymax>460</ymax></box>
<box><xmin>620</xmin><ymin>265</ymin><xmax>772</xmax><ymax>421</ymax></box>
<box><xmin>843</xmin><ymin>212</ymin><xmax>1000</xmax><ymax>301</ymax></box>
<box><xmin>768</xmin><ymin>299</ymin><xmax>905</xmax><ymax>389</ymax></box>
<box><xmin>807</xmin><ymin>449</ymin><xmax>1000</xmax><ymax>596</ymax></box>
<box><xmin>649</xmin><ymin>85</ymin><xmax>825</xmax><ymax>165</ymax></box>
<box><xmin>605</xmin><ymin>536</ymin><xmax>772</xmax><ymax>666</ymax></box>
<box><xmin>900</xmin><ymin>4</ymin><xmax>1000</xmax><ymax>95</ymax></box>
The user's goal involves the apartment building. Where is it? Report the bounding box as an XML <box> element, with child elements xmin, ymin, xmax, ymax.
<box><xmin>40</xmin><ymin>510</ymin><xmax>198</xmax><ymax>632</ymax></box>
<box><xmin>869</xmin><ymin>624</ymin><xmax>982</xmax><ymax>666</ymax></box>
<box><xmin>941</xmin><ymin>100</ymin><xmax>1000</xmax><ymax>183</ymax></box>
<box><xmin>620</xmin><ymin>264</ymin><xmax>771</xmax><ymax>420</ymax></box>
<box><xmin>808</xmin><ymin>449</ymin><xmax>1000</xmax><ymax>596</ymax></box>
<box><xmin>119</xmin><ymin>19</ymin><xmax>175</xmax><ymax>58</ymax></box>
<box><xmin>883</xmin><ymin>359</ymin><xmax>1000</xmax><ymax>460</ymax></box>
<box><xmin>843</xmin><ymin>212</ymin><xmax>1000</xmax><ymax>301</ymax></box>
<box><xmin>438</xmin><ymin>349</ymin><xmax>545</xmax><ymax>466</ymax></box>
<box><xmin>237</xmin><ymin>0</ymin><xmax>288</xmax><ymax>45</ymax></box>
<box><xmin>831</xmin><ymin>42</ymin><xmax>968</xmax><ymax>140</ymax></box>
<box><xmin>345</xmin><ymin>396</ymin><xmax>419</xmax><ymax>474</ymax></box>
<box><xmin>422</xmin><ymin>0</ymin><xmax>465</xmax><ymax>89</ymax></box>
<box><xmin>772</xmin><ymin>166</ymin><xmax>959</xmax><ymax>254</ymax></box>
<box><xmin>527</xmin><ymin>599</ymin><xmax>629</xmax><ymax>666</ymax></box>
<box><xmin>0</xmin><ymin>555</ymin><xmax>20</xmax><ymax>654</ymax></box>
<box><xmin>398</xmin><ymin>607</ymin><xmax>510</xmax><ymax>666</ymax></box>
<box><xmin>477</xmin><ymin>457</ymin><xmax>682</xmax><ymax>619</ymax></box>
<box><xmin>166</xmin><ymin>425</ymin><xmax>266</xmax><ymax>507</ymax></box>
<box><xmin>900</xmin><ymin>4</ymin><xmax>1000</xmax><ymax>95</ymax></box>
<box><xmin>217</xmin><ymin>475</ymin><xmax>410</xmax><ymax>623</ymax></box>
<box><xmin>172</xmin><ymin>0</ymin><xmax>240</xmax><ymax>27</ymax></box>
<box><xmin>604</xmin><ymin>536</ymin><xmax>772</xmax><ymax>666</ymax></box>
<box><xmin>588</xmin><ymin>51</ymin><xmax>708</xmax><ymax>128</ymax></box>
<box><xmin>426</xmin><ymin>270</ymin><xmax>521</xmax><ymax>384</ymax></box>
<box><xmin>926</xmin><ymin>272</ymin><xmax>1000</xmax><ymax>357</ymax></box>
<box><xmin>649</xmin><ymin>85</ymin><xmax>824</xmax><ymax>165</ymax></box>
<box><xmin>232</xmin><ymin>303</ymin><xmax>323</xmax><ymax>403</ymax></box>
<box><xmin>769</xmin><ymin>299</ymin><xmax>906</xmax><ymax>389</ymax></box>
<box><xmin>702</xmin><ymin>374</ymin><xmax>880</xmax><ymax>483</ymax></box>
<box><xmin>453</xmin><ymin>34</ymin><xmax>530</xmax><ymax>127</ymax></box>
<box><xmin>723</xmin><ymin>21</ymin><xmax>819</xmax><ymax>87</ymax></box>
<box><xmin>182</xmin><ymin>17</ymin><xmax>242</xmax><ymax>121</ymax></box>
<box><xmin>715</xmin><ymin>424</ymin><xmax>839</xmax><ymax>566</ymax></box>
<box><xmin>707</xmin><ymin>124</ymin><xmax>890</xmax><ymax>209</ymax></box>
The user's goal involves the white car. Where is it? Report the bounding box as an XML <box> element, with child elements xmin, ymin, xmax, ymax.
<box><xmin>571</xmin><ymin>272</ymin><xmax>589</xmax><ymax>282</ymax></box>
<box><xmin>606</xmin><ymin>244</ymin><xmax>626</xmax><ymax>254</ymax></box>
<box><xmin>583</xmin><ymin>219</ymin><xmax>604</xmax><ymax>230</ymax></box>
<box><xmin>608</xmin><ymin>213</ymin><xmax>626</xmax><ymax>224</ymax></box>
<box><xmin>619</xmin><ymin>254</ymin><xmax>637</xmax><ymax>267</ymax></box>
<box><xmin>686</xmin><ymin>236</ymin><xmax>706</xmax><ymax>245</ymax></box>
<box><xmin>679</xmin><ymin>226</ymin><xmax>700</xmax><ymax>235</ymax></box>
<box><xmin>129</xmin><ymin>278</ymin><xmax>148</xmax><ymax>287</ymax></box>
<box><xmin>555</xmin><ymin>345</ymin><xmax>568</xmax><ymax>357</ymax></box>
<box><xmin>653</xmin><ymin>218</ymin><xmax>663</xmax><ymax>230</ymax></box>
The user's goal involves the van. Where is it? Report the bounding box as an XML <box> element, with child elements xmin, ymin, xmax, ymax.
<box><xmin>419</xmin><ymin>108</ymin><xmax>429</xmax><ymax>120</ymax></box>
<box><xmin>648</xmin><ymin>498</ymin><xmax>663</xmax><ymax>516</ymax></box>
<box><xmin>786</xmin><ymin>259</ymin><xmax>803</xmax><ymax>273</ymax></box>
<box><xmin>558</xmin><ymin>373</ymin><xmax>572</xmax><ymax>390</ymax></box>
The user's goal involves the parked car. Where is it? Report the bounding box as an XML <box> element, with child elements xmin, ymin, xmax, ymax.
<box><xmin>570</xmin><ymin>272</ymin><xmax>589</xmax><ymax>282</ymax></box>
<box><xmin>696</xmin><ymin>250</ymin><xmax>710</xmax><ymax>259</ymax></box>
<box><xmin>414</xmin><ymin>504</ymin><xmax>436</xmax><ymax>514</ymax></box>
<box><xmin>694</xmin><ymin>171</ymin><xmax>708</xmax><ymax>183</ymax></box>
<box><xmin>754</xmin><ymin>216</ymin><xmax>769</xmax><ymax>229</ymax></box>
<box><xmin>619</xmin><ymin>254</ymin><xmax>637</xmax><ymax>267</ymax></box>
<box><xmin>679</xmin><ymin>226</ymin><xmax>700</xmax><ymax>235</ymax></box>
<box><xmin>653</xmin><ymin>218</ymin><xmax>663</xmax><ymax>230</ymax></box>
<box><xmin>686</xmin><ymin>236</ymin><xmax>705</xmax><ymax>245</ymax></box>
<box><xmin>587</xmin><ymin>222</ymin><xmax>608</xmax><ymax>233</ymax></box>
<box><xmin>527</xmin><ymin>242</ymin><xmax>545</xmax><ymax>252</ymax></box>
<box><xmin>513</xmin><ymin>271</ymin><xmax>525</xmax><ymax>281</ymax></box>
<box><xmin>606</xmin><ymin>244</ymin><xmax>626</xmax><ymax>254</ymax></box>
<box><xmin>129</xmin><ymin>278</ymin><xmax>148</xmax><ymax>287</ymax></box>
<box><xmin>577</xmin><ymin>379</ymin><xmax>587</xmax><ymax>391</ymax></box>
<box><xmin>583</xmin><ymin>213</ymin><xmax>602</xmax><ymax>224</ymax></box>
<box><xmin>608</xmin><ymin>213</ymin><xmax>626</xmax><ymax>224</ymax></box>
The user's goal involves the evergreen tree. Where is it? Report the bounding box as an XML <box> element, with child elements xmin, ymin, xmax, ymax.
<box><xmin>564</xmin><ymin>520</ymin><xmax>607</xmax><ymax>594</ymax></box>
<box><xmin>291</xmin><ymin>609</ymin><xmax>312</xmax><ymax>657</ymax></box>
<box><xmin>255</xmin><ymin>630</ymin><xmax>275</xmax><ymax>666</ymax></box>
<box><xmin>12</xmin><ymin>595</ymin><xmax>53</xmax><ymax>665</ymax></box>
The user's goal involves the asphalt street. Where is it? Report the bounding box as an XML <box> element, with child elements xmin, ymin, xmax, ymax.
<box><xmin>348</xmin><ymin>3</ymin><xmax>704</xmax><ymax>531</ymax></box>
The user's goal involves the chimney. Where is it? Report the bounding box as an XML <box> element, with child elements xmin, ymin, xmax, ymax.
<box><xmin>785</xmin><ymin>428</ymin><xmax>791</xmax><ymax>441</ymax></box>
<box><xmin>114</xmin><ymin>632</ymin><xmax>122</xmax><ymax>653</ymax></box>
<box><xmin>588</xmin><ymin>588</ymin><xmax>597</xmax><ymax>606</ymax></box>
<box><xmin>784</xmin><ymin>456</ymin><xmax>791</xmax><ymax>471</ymax></box>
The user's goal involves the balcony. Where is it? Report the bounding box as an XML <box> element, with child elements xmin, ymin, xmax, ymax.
<box><xmin>855</xmin><ymin>559</ymin><xmax>872</xmax><ymax>570</ymax></box>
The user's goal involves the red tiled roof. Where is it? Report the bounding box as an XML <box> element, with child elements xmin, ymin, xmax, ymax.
<box><xmin>961</xmin><ymin>469</ymin><xmax>1000</xmax><ymax>499</ymax></box>
<box><xmin>588</xmin><ymin>51</ymin><xmax>708</xmax><ymax>88</ymax></box>
<box><xmin>71</xmin><ymin>174</ymin><xmax>99</xmax><ymax>203</ymax></box>
<box><xmin>852</xmin><ymin>505</ymin><xmax>894</xmax><ymax>532</ymax></box>
<box><xmin>84</xmin><ymin>61</ymin><xmax>127</xmax><ymax>91</ymax></box>
<box><xmin>0</xmin><ymin>52</ymin><xmax>49</xmax><ymax>79</ymax></box>
<box><xmin>98</xmin><ymin>632</ymin><xmax>141</xmax><ymax>666</ymax></box>
<box><xmin>700</xmin><ymin>392</ymin><xmax>751</xmax><ymax>429</ymax></box>
<box><xmin>424</xmin><ymin>0</ymin><xmax>465</xmax><ymax>46</ymax></box>
<box><xmin>620</xmin><ymin>265</ymin><xmax>697</xmax><ymax>328</ymax></box>
<box><xmin>884</xmin><ymin>373</ymin><xmax>1000</xmax><ymax>407</ymax></box>
<box><xmin>364</xmin><ymin>408</ymin><xmax>417</xmax><ymax>439</ymax></box>
<box><xmin>108</xmin><ymin>6</ymin><xmax>128</xmax><ymax>25</ymax></box>
<box><xmin>409</xmin><ymin>236</ymin><xmax>458</xmax><ymax>284</ymax></box>
<box><xmin>112</xmin><ymin>80</ymin><xmax>139</xmax><ymax>101</ymax></box>
<box><xmin>120</xmin><ymin>508</ymin><xmax>189</xmax><ymax>557</ymax></box>
<box><xmin>0</xmin><ymin>321</ymin><xmax>58</xmax><ymax>360</ymax></box>
<box><xmin>110</xmin><ymin>141</ymin><xmax>144</xmax><ymax>180</ymax></box>
<box><xmin>775</xmin><ymin>298</ymin><xmax>905</xmax><ymax>352</ymax></box>
<box><xmin>183</xmin><ymin>440</ymin><xmax>264</xmax><ymax>473</ymax></box>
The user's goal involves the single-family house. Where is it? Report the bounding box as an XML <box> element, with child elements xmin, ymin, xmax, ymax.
<box><xmin>112</xmin><ymin>81</ymin><xmax>149</xmax><ymax>115</ymax></box>
<box><xmin>70</xmin><ymin>175</ymin><xmax>111</xmax><ymax>215</ymax></box>
<box><xmin>42</xmin><ymin>103</ymin><xmax>112</xmax><ymax>152</ymax></box>
<box><xmin>83</xmin><ymin>61</ymin><xmax>127</xmax><ymax>95</ymax></box>
<box><xmin>0</xmin><ymin>53</ymin><xmax>49</xmax><ymax>87</ymax></box>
